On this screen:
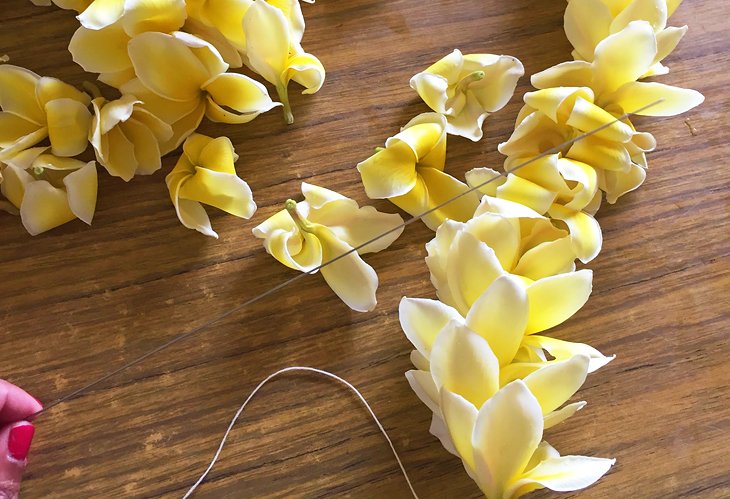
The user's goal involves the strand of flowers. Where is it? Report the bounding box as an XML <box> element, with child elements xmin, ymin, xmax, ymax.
<box><xmin>0</xmin><ymin>0</ymin><xmax>324</xmax><ymax>236</ymax></box>
<box><xmin>253</xmin><ymin>1</ymin><xmax>704</xmax><ymax>497</ymax></box>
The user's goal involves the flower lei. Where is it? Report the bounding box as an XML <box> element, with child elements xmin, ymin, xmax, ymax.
<box><xmin>0</xmin><ymin>1</ymin><xmax>704</xmax><ymax>498</ymax></box>
<box><xmin>350</xmin><ymin>1</ymin><xmax>701</xmax><ymax>497</ymax></box>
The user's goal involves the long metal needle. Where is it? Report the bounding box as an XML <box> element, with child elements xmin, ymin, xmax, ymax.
<box><xmin>30</xmin><ymin>99</ymin><xmax>663</xmax><ymax>418</ymax></box>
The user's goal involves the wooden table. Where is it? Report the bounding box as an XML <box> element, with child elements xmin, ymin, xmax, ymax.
<box><xmin>1</xmin><ymin>1</ymin><xmax>727</xmax><ymax>497</ymax></box>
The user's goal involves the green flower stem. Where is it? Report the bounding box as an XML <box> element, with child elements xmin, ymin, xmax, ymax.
<box><xmin>276</xmin><ymin>83</ymin><xmax>295</xmax><ymax>125</ymax></box>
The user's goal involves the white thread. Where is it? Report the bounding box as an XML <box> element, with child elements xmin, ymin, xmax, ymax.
<box><xmin>183</xmin><ymin>367</ymin><xmax>419</xmax><ymax>499</ymax></box>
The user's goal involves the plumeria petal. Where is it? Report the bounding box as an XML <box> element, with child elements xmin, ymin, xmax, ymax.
<box><xmin>525</xmin><ymin>269</ymin><xmax>593</xmax><ymax>334</ymax></box>
<box><xmin>593</xmin><ymin>21</ymin><xmax>657</xmax><ymax>95</ymax></box>
<box><xmin>121</xmin><ymin>0</ymin><xmax>187</xmax><ymax>36</ymax></box>
<box><xmin>523</xmin><ymin>354</ymin><xmax>590</xmax><ymax>415</ymax></box>
<box><xmin>465</xmin><ymin>275</ymin><xmax>528</xmax><ymax>367</ymax></box>
<box><xmin>513</xmin><ymin>236</ymin><xmax>576</xmax><ymax>281</ymax></box>
<box><xmin>446</xmin><ymin>231</ymin><xmax>505</xmax><ymax>314</ymax></box>
<box><xmin>531</xmin><ymin>60</ymin><xmax>593</xmax><ymax>89</ymax></box>
<box><xmin>600</xmin><ymin>163</ymin><xmax>647</xmax><ymax>204</ymax></box>
<box><xmin>128</xmin><ymin>32</ymin><xmax>210</xmax><ymax>102</ymax></box>
<box><xmin>45</xmin><ymin>98</ymin><xmax>92</xmax><ymax>157</ymax></box>
<box><xmin>63</xmin><ymin>161</ymin><xmax>97</xmax><ymax>224</ymax></box>
<box><xmin>356</xmin><ymin>141</ymin><xmax>418</xmax><ymax>199</ymax></box>
<box><xmin>0</xmin><ymin>65</ymin><xmax>44</xmax><ymax>125</ymax></box>
<box><xmin>203</xmin><ymin>73</ymin><xmax>279</xmax><ymax>123</ymax></box>
<box><xmin>610</xmin><ymin>0</ymin><xmax>668</xmax><ymax>34</ymax></box>
<box><xmin>399</xmin><ymin>297</ymin><xmax>463</xmax><ymax>359</ymax></box>
<box><xmin>69</xmin><ymin>24</ymin><xmax>131</xmax><ymax>74</ymax></box>
<box><xmin>440</xmin><ymin>390</ymin><xmax>479</xmax><ymax>470</ymax></box>
<box><xmin>508</xmin><ymin>456</ymin><xmax>615</xmax><ymax>497</ymax></box>
<box><xmin>564</xmin><ymin>0</ymin><xmax>613</xmax><ymax>61</ymax></box>
<box><xmin>286</xmin><ymin>52</ymin><xmax>326</xmax><ymax>95</ymax></box>
<box><xmin>543</xmin><ymin>401</ymin><xmax>587</xmax><ymax>429</ymax></box>
<box><xmin>654</xmin><ymin>25</ymin><xmax>687</xmax><ymax>64</ymax></box>
<box><xmin>472</xmin><ymin>380</ymin><xmax>543</xmax><ymax>499</ymax></box>
<box><xmin>430</xmin><ymin>321</ymin><xmax>500</xmax><ymax>407</ymax></box>
<box><xmin>522</xmin><ymin>335</ymin><xmax>615</xmax><ymax>373</ymax></box>
<box><xmin>409</xmin><ymin>167</ymin><xmax>479</xmax><ymax>230</ymax></box>
<box><xmin>607</xmin><ymin>81</ymin><xmax>705</xmax><ymax>116</ymax></box>
<box><xmin>548</xmin><ymin>204</ymin><xmax>603</xmax><ymax>263</ymax></box>
<box><xmin>20</xmin><ymin>180</ymin><xmax>75</xmax><ymax>235</ymax></box>
<box><xmin>77</xmin><ymin>0</ymin><xmax>125</xmax><ymax>30</ymax></box>
<box><xmin>317</xmin><ymin>226</ymin><xmax>379</xmax><ymax>312</ymax></box>
<box><xmin>405</xmin><ymin>369</ymin><xmax>441</xmax><ymax>415</ymax></box>
<box><xmin>306</xmin><ymin>186</ymin><xmax>404</xmax><ymax>252</ymax></box>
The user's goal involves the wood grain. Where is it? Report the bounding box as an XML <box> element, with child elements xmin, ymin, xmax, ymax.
<box><xmin>1</xmin><ymin>1</ymin><xmax>728</xmax><ymax>498</ymax></box>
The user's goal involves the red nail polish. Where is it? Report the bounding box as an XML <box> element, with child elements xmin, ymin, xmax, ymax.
<box><xmin>8</xmin><ymin>424</ymin><xmax>35</xmax><ymax>461</ymax></box>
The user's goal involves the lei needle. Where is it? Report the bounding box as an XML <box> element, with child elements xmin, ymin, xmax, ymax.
<box><xmin>30</xmin><ymin>99</ymin><xmax>663</xmax><ymax>419</ymax></box>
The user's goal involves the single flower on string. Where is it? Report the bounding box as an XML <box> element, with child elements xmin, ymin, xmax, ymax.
<box><xmin>253</xmin><ymin>183</ymin><xmax>404</xmax><ymax>312</ymax></box>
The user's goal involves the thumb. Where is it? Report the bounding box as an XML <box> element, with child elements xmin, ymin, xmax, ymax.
<box><xmin>0</xmin><ymin>421</ymin><xmax>34</xmax><ymax>499</ymax></box>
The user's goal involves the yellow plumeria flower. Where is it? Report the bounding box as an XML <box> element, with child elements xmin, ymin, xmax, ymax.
<box><xmin>404</xmin><ymin>317</ymin><xmax>592</xmax><ymax>443</ymax></box>
<box><xmin>424</xmin><ymin>196</ymin><xmax>596</xmax><ymax>328</ymax></box>
<box><xmin>532</xmin><ymin>21</ymin><xmax>704</xmax><ymax>117</ymax></box>
<box><xmin>565</xmin><ymin>0</ymin><xmax>685</xmax><ymax>76</ymax></box>
<box><xmin>495</xmin><ymin>86</ymin><xmax>657</xmax><ymax>205</ymax></box>
<box><xmin>121</xmin><ymin>31</ymin><xmax>278</xmax><ymax>153</ymax></box>
<box><xmin>466</xmin><ymin>87</ymin><xmax>655</xmax><ymax>260</ymax></box>
<box><xmin>89</xmin><ymin>94</ymin><xmax>174</xmax><ymax>181</ymax></box>
<box><xmin>165</xmin><ymin>133</ymin><xmax>256</xmax><ymax>238</ymax></box>
<box><xmin>0</xmin><ymin>65</ymin><xmax>92</xmax><ymax>161</ymax></box>
<box><xmin>401</xmin><ymin>268</ymin><xmax>612</xmax><ymax>376</ymax></box>
<box><xmin>69</xmin><ymin>0</ymin><xmax>187</xmax><ymax>89</ymax></box>
<box><xmin>252</xmin><ymin>182</ymin><xmax>404</xmax><ymax>312</ymax></box>
<box><xmin>410</xmin><ymin>49</ymin><xmax>524</xmax><ymax>141</ymax></box>
<box><xmin>448</xmin><ymin>380</ymin><xmax>615</xmax><ymax>498</ymax></box>
<box><xmin>1</xmin><ymin>148</ymin><xmax>97</xmax><ymax>235</ymax></box>
<box><xmin>243</xmin><ymin>0</ymin><xmax>325</xmax><ymax>123</ymax></box>
<box><xmin>467</xmin><ymin>164</ymin><xmax>602</xmax><ymax>263</ymax></box>
<box><xmin>357</xmin><ymin>112</ymin><xmax>479</xmax><ymax>230</ymax></box>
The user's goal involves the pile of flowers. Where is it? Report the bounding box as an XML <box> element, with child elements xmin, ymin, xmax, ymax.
<box><xmin>1</xmin><ymin>0</ymin><xmax>324</xmax><ymax>235</ymax></box>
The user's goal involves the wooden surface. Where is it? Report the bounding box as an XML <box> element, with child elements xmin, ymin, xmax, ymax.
<box><xmin>1</xmin><ymin>1</ymin><xmax>728</xmax><ymax>498</ymax></box>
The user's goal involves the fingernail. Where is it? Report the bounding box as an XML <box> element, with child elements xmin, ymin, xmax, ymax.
<box><xmin>31</xmin><ymin>395</ymin><xmax>43</xmax><ymax>408</ymax></box>
<box><xmin>8</xmin><ymin>423</ymin><xmax>35</xmax><ymax>461</ymax></box>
